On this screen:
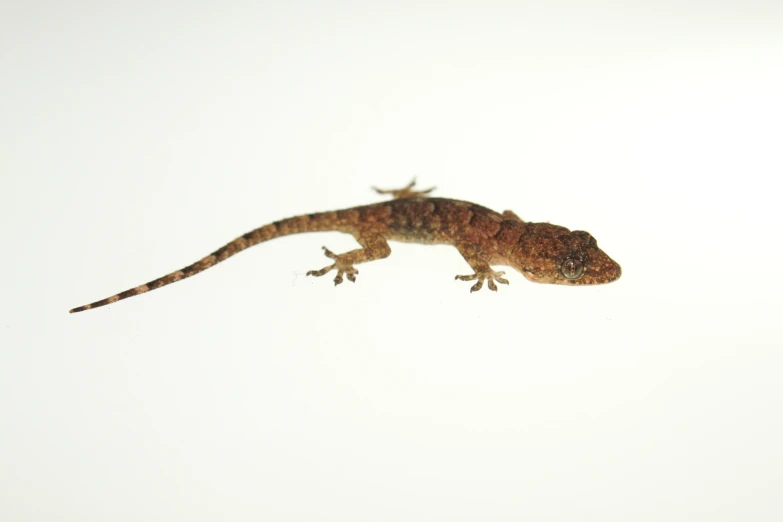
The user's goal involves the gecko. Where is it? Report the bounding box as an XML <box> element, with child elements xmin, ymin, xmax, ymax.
<box><xmin>69</xmin><ymin>180</ymin><xmax>621</xmax><ymax>313</ymax></box>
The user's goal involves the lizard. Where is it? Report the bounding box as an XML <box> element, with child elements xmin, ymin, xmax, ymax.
<box><xmin>69</xmin><ymin>180</ymin><xmax>621</xmax><ymax>313</ymax></box>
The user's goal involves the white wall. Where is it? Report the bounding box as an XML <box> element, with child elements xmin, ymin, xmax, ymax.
<box><xmin>2</xmin><ymin>2</ymin><xmax>782</xmax><ymax>521</ymax></box>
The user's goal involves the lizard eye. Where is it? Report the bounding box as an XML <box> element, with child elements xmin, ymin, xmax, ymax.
<box><xmin>561</xmin><ymin>258</ymin><xmax>584</xmax><ymax>280</ymax></box>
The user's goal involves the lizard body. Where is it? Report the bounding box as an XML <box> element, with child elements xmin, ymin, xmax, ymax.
<box><xmin>69</xmin><ymin>181</ymin><xmax>621</xmax><ymax>313</ymax></box>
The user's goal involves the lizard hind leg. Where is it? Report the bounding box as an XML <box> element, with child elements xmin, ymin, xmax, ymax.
<box><xmin>372</xmin><ymin>178</ymin><xmax>435</xmax><ymax>199</ymax></box>
<box><xmin>306</xmin><ymin>235</ymin><xmax>391</xmax><ymax>286</ymax></box>
<box><xmin>306</xmin><ymin>246</ymin><xmax>359</xmax><ymax>285</ymax></box>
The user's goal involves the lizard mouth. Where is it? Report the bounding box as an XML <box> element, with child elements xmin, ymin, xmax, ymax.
<box><xmin>565</xmin><ymin>257</ymin><xmax>622</xmax><ymax>285</ymax></box>
<box><xmin>519</xmin><ymin>255</ymin><xmax>621</xmax><ymax>285</ymax></box>
<box><xmin>520</xmin><ymin>269</ymin><xmax>551</xmax><ymax>283</ymax></box>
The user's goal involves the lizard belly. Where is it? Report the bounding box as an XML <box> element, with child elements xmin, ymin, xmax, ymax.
<box><xmin>384</xmin><ymin>227</ymin><xmax>453</xmax><ymax>245</ymax></box>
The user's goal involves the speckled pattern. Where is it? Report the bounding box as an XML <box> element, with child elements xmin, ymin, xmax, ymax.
<box><xmin>69</xmin><ymin>181</ymin><xmax>621</xmax><ymax>313</ymax></box>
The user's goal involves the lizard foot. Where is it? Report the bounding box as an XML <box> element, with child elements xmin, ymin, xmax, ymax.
<box><xmin>455</xmin><ymin>269</ymin><xmax>509</xmax><ymax>292</ymax></box>
<box><xmin>306</xmin><ymin>246</ymin><xmax>359</xmax><ymax>285</ymax></box>
<box><xmin>373</xmin><ymin>178</ymin><xmax>435</xmax><ymax>199</ymax></box>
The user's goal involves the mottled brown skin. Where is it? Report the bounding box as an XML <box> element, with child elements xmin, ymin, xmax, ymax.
<box><xmin>69</xmin><ymin>181</ymin><xmax>621</xmax><ymax>313</ymax></box>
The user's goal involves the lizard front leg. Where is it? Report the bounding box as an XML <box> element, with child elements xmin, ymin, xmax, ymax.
<box><xmin>454</xmin><ymin>241</ymin><xmax>509</xmax><ymax>292</ymax></box>
<box><xmin>502</xmin><ymin>210</ymin><xmax>524</xmax><ymax>222</ymax></box>
<box><xmin>306</xmin><ymin>233</ymin><xmax>391</xmax><ymax>285</ymax></box>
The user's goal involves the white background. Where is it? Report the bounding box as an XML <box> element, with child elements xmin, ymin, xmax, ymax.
<box><xmin>2</xmin><ymin>2</ymin><xmax>782</xmax><ymax>521</ymax></box>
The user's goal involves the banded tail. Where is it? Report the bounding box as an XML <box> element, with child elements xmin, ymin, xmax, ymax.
<box><xmin>69</xmin><ymin>213</ymin><xmax>338</xmax><ymax>313</ymax></box>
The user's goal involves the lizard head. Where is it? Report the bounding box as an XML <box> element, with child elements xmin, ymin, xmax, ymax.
<box><xmin>513</xmin><ymin>226</ymin><xmax>622</xmax><ymax>286</ymax></box>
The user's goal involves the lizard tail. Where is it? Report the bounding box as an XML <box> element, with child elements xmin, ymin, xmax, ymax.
<box><xmin>69</xmin><ymin>213</ymin><xmax>339</xmax><ymax>313</ymax></box>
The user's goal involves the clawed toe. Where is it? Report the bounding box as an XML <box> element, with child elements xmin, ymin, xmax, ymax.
<box><xmin>307</xmin><ymin>246</ymin><xmax>359</xmax><ymax>286</ymax></box>
<box><xmin>373</xmin><ymin>179</ymin><xmax>435</xmax><ymax>199</ymax></box>
<box><xmin>455</xmin><ymin>269</ymin><xmax>509</xmax><ymax>293</ymax></box>
<box><xmin>306</xmin><ymin>264</ymin><xmax>334</xmax><ymax>278</ymax></box>
<box><xmin>332</xmin><ymin>267</ymin><xmax>358</xmax><ymax>285</ymax></box>
<box><xmin>321</xmin><ymin>246</ymin><xmax>338</xmax><ymax>259</ymax></box>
